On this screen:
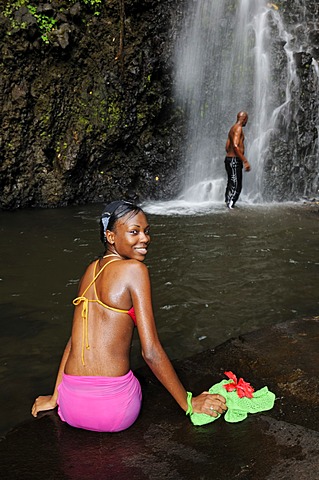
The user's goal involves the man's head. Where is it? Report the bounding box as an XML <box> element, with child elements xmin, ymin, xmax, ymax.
<box><xmin>237</xmin><ymin>111</ymin><xmax>248</xmax><ymax>126</ymax></box>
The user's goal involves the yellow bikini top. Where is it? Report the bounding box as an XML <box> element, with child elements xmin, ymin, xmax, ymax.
<box><xmin>73</xmin><ymin>255</ymin><xmax>131</xmax><ymax>366</ymax></box>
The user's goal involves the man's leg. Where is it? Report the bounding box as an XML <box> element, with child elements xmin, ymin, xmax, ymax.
<box><xmin>225</xmin><ymin>157</ymin><xmax>240</xmax><ymax>208</ymax></box>
<box><xmin>231</xmin><ymin>160</ymin><xmax>243</xmax><ymax>206</ymax></box>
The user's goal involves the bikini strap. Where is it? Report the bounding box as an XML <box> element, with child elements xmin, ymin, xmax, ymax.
<box><xmin>91</xmin><ymin>258</ymin><xmax>132</xmax><ymax>314</ymax></box>
<box><xmin>72</xmin><ymin>258</ymin><xmax>121</xmax><ymax>366</ymax></box>
<box><xmin>80</xmin><ymin>258</ymin><xmax>120</xmax><ymax>298</ymax></box>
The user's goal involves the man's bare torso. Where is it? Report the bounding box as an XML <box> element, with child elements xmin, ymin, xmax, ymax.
<box><xmin>226</xmin><ymin>123</ymin><xmax>245</xmax><ymax>157</ymax></box>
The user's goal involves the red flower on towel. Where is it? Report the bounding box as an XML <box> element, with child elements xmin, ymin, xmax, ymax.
<box><xmin>223</xmin><ymin>371</ymin><xmax>255</xmax><ymax>398</ymax></box>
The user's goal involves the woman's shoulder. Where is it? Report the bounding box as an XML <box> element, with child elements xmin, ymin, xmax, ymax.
<box><xmin>76</xmin><ymin>259</ymin><xmax>98</xmax><ymax>291</ymax></box>
<box><xmin>122</xmin><ymin>261</ymin><xmax>150</xmax><ymax>291</ymax></box>
<box><xmin>122</xmin><ymin>258</ymin><xmax>149</xmax><ymax>273</ymax></box>
<box><xmin>112</xmin><ymin>259</ymin><xmax>149</xmax><ymax>282</ymax></box>
<box><xmin>97</xmin><ymin>257</ymin><xmax>149</xmax><ymax>279</ymax></box>
<box><xmin>84</xmin><ymin>259</ymin><xmax>99</xmax><ymax>273</ymax></box>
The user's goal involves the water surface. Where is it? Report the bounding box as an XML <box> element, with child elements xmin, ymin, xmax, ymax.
<box><xmin>0</xmin><ymin>203</ymin><xmax>318</xmax><ymax>436</ymax></box>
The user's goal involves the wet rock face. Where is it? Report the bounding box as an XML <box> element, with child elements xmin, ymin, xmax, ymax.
<box><xmin>0</xmin><ymin>0</ymin><xmax>186</xmax><ymax>209</ymax></box>
<box><xmin>0</xmin><ymin>0</ymin><xmax>318</xmax><ymax>209</ymax></box>
<box><xmin>263</xmin><ymin>0</ymin><xmax>319</xmax><ymax>201</ymax></box>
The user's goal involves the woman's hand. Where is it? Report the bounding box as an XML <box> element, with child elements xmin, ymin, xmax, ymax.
<box><xmin>31</xmin><ymin>395</ymin><xmax>57</xmax><ymax>417</ymax></box>
<box><xmin>191</xmin><ymin>392</ymin><xmax>227</xmax><ymax>417</ymax></box>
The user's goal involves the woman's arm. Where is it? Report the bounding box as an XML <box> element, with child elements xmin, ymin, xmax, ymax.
<box><xmin>129</xmin><ymin>262</ymin><xmax>227</xmax><ymax>417</ymax></box>
<box><xmin>31</xmin><ymin>337</ymin><xmax>71</xmax><ymax>417</ymax></box>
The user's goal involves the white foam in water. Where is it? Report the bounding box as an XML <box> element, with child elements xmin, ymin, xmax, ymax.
<box><xmin>142</xmin><ymin>198</ymin><xmax>301</xmax><ymax>216</ymax></box>
<box><xmin>142</xmin><ymin>199</ymin><xmax>225</xmax><ymax>216</ymax></box>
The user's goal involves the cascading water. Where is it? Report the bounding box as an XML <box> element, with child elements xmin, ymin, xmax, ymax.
<box><xmin>173</xmin><ymin>0</ymin><xmax>308</xmax><ymax>205</ymax></box>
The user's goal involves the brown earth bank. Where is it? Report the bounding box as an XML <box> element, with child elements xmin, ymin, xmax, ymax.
<box><xmin>1</xmin><ymin>316</ymin><xmax>319</xmax><ymax>479</ymax></box>
<box><xmin>0</xmin><ymin>0</ymin><xmax>318</xmax><ymax>209</ymax></box>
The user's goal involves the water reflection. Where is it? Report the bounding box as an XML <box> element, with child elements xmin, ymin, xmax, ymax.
<box><xmin>0</xmin><ymin>203</ymin><xmax>318</xmax><ymax>436</ymax></box>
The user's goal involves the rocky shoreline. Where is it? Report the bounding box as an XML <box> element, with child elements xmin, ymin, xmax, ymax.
<box><xmin>1</xmin><ymin>316</ymin><xmax>318</xmax><ymax>479</ymax></box>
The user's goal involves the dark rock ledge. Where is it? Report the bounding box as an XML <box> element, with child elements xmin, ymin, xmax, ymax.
<box><xmin>1</xmin><ymin>316</ymin><xmax>319</xmax><ymax>479</ymax></box>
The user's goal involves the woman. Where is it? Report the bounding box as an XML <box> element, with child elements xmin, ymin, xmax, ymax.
<box><xmin>32</xmin><ymin>200</ymin><xmax>227</xmax><ymax>432</ymax></box>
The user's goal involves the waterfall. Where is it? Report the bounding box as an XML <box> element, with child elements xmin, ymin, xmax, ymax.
<box><xmin>312</xmin><ymin>59</ymin><xmax>319</xmax><ymax>189</ymax></box>
<box><xmin>173</xmin><ymin>0</ymin><xmax>301</xmax><ymax>204</ymax></box>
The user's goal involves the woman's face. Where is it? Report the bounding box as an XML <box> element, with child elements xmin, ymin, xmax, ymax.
<box><xmin>107</xmin><ymin>211</ymin><xmax>151</xmax><ymax>261</ymax></box>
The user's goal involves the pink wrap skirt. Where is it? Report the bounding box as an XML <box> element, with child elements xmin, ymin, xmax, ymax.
<box><xmin>57</xmin><ymin>370</ymin><xmax>142</xmax><ymax>432</ymax></box>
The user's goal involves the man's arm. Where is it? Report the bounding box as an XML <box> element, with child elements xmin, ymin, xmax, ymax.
<box><xmin>232</xmin><ymin>126</ymin><xmax>251</xmax><ymax>171</ymax></box>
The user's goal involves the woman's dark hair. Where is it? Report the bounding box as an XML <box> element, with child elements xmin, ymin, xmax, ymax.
<box><xmin>99</xmin><ymin>200</ymin><xmax>143</xmax><ymax>245</ymax></box>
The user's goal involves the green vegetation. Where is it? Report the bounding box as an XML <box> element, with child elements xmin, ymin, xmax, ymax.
<box><xmin>81</xmin><ymin>0</ymin><xmax>102</xmax><ymax>7</ymax></box>
<box><xmin>27</xmin><ymin>5</ymin><xmax>57</xmax><ymax>43</ymax></box>
<box><xmin>78</xmin><ymin>0</ymin><xmax>102</xmax><ymax>16</ymax></box>
<box><xmin>2</xmin><ymin>0</ymin><xmax>26</xmax><ymax>16</ymax></box>
<box><xmin>2</xmin><ymin>0</ymin><xmax>102</xmax><ymax>43</ymax></box>
<box><xmin>2</xmin><ymin>0</ymin><xmax>27</xmax><ymax>31</ymax></box>
<box><xmin>107</xmin><ymin>102</ymin><xmax>121</xmax><ymax>129</ymax></box>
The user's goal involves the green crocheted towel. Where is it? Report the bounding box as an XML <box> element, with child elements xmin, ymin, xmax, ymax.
<box><xmin>190</xmin><ymin>379</ymin><xmax>276</xmax><ymax>426</ymax></box>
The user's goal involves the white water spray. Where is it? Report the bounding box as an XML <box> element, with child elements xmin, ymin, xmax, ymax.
<box><xmin>174</xmin><ymin>0</ymin><xmax>292</xmax><ymax>204</ymax></box>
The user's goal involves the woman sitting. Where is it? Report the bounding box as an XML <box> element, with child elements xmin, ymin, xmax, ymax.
<box><xmin>32</xmin><ymin>200</ymin><xmax>227</xmax><ymax>432</ymax></box>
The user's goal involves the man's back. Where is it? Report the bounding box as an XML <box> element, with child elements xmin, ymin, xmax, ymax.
<box><xmin>226</xmin><ymin>122</ymin><xmax>245</xmax><ymax>157</ymax></box>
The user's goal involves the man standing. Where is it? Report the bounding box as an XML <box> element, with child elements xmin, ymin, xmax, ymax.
<box><xmin>224</xmin><ymin>111</ymin><xmax>251</xmax><ymax>209</ymax></box>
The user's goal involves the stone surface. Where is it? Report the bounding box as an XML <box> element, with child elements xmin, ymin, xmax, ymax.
<box><xmin>1</xmin><ymin>316</ymin><xmax>319</xmax><ymax>479</ymax></box>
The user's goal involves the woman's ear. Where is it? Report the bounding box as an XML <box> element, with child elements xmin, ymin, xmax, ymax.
<box><xmin>106</xmin><ymin>230</ymin><xmax>115</xmax><ymax>245</ymax></box>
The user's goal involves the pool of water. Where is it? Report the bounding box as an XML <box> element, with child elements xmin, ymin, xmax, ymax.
<box><xmin>0</xmin><ymin>202</ymin><xmax>318</xmax><ymax>436</ymax></box>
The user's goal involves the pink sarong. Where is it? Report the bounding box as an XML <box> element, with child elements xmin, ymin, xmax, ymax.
<box><xmin>57</xmin><ymin>370</ymin><xmax>142</xmax><ymax>432</ymax></box>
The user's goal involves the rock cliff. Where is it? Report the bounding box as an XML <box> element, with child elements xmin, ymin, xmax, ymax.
<box><xmin>0</xmin><ymin>0</ymin><xmax>318</xmax><ymax>208</ymax></box>
<box><xmin>263</xmin><ymin>0</ymin><xmax>319</xmax><ymax>201</ymax></box>
<box><xmin>0</xmin><ymin>0</ymin><xmax>185</xmax><ymax>208</ymax></box>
